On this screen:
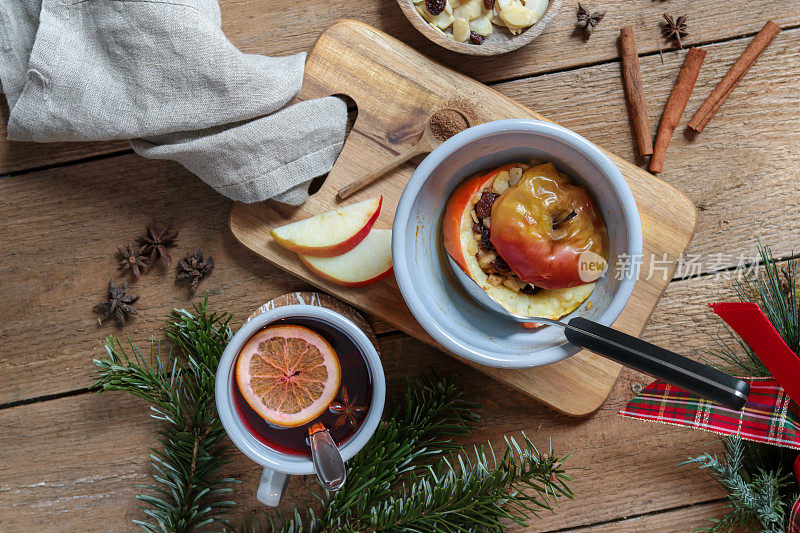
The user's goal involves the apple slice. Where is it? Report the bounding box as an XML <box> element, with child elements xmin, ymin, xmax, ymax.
<box><xmin>299</xmin><ymin>229</ymin><xmax>393</xmax><ymax>287</ymax></box>
<box><xmin>270</xmin><ymin>196</ymin><xmax>382</xmax><ymax>257</ymax></box>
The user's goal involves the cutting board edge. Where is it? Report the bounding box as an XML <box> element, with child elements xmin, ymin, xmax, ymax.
<box><xmin>229</xmin><ymin>20</ymin><xmax>698</xmax><ymax>416</ymax></box>
<box><xmin>229</xmin><ymin>203</ymin><xmax>668</xmax><ymax>418</ymax></box>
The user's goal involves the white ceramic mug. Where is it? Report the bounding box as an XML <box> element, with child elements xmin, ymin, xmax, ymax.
<box><xmin>215</xmin><ymin>304</ymin><xmax>386</xmax><ymax>506</ymax></box>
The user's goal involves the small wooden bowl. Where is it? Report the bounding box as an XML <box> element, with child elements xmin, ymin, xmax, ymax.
<box><xmin>398</xmin><ymin>0</ymin><xmax>562</xmax><ymax>56</ymax></box>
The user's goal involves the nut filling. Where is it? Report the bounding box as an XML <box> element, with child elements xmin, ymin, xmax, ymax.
<box><xmin>415</xmin><ymin>0</ymin><xmax>551</xmax><ymax>46</ymax></box>
<box><xmin>469</xmin><ymin>165</ymin><xmax>541</xmax><ymax>295</ymax></box>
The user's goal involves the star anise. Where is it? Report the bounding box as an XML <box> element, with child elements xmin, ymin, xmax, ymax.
<box><xmin>117</xmin><ymin>242</ymin><xmax>149</xmax><ymax>278</ymax></box>
<box><xmin>93</xmin><ymin>278</ymin><xmax>138</xmax><ymax>326</ymax></box>
<box><xmin>662</xmin><ymin>14</ymin><xmax>688</xmax><ymax>49</ymax></box>
<box><xmin>176</xmin><ymin>248</ymin><xmax>214</xmax><ymax>291</ymax></box>
<box><xmin>575</xmin><ymin>3</ymin><xmax>605</xmax><ymax>38</ymax></box>
<box><xmin>329</xmin><ymin>387</ymin><xmax>366</xmax><ymax>429</ymax></box>
<box><xmin>137</xmin><ymin>224</ymin><xmax>178</xmax><ymax>266</ymax></box>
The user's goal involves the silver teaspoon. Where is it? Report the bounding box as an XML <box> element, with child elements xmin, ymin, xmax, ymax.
<box><xmin>308</xmin><ymin>423</ymin><xmax>346</xmax><ymax>491</ymax></box>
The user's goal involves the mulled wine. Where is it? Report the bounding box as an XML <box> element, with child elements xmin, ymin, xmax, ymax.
<box><xmin>232</xmin><ymin>317</ymin><xmax>373</xmax><ymax>457</ymax></box>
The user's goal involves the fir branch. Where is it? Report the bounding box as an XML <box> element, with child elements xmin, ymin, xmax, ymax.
<box><xmin>682</xmin><ymin>438</ymin><xmax>795</xmax><ymax>532</ymax></box>
<box><xmin>704</xmin><ymin>244</ymin><xmax>799</xmax><ymax>377</ymax></box>
<box><xmin>361</xmin><ymin>437</ymin><xmax>572</xmax><ymax>532</ymax></box>
<box><xmin>685</xmin><ymin>244</ymin><xmax>800</xmax><ymax>532</ymax></box>
<box><xmin>734</xmin><ymin>244</ymin><xmax>800</xmax><ymax>355</ymax></box>
<box><xmin>252</xmin><ymin>375</ymin><xmax>572</xmax><ymax>532</ymax></box>
<box><xmin>92</xmin><ymin>294</ymin><xmax>238</xmax><ymax>532</ymax></box>
<box><xmin>92</xmin><ymin>298</ymin><xmax>572</xmax><ymax>532</ymax></box>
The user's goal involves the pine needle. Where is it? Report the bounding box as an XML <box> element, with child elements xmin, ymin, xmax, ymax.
<box><xmin>92</xmin><ymin>294</ymin><xmax>238</xmax><ymax>532</ymax></box>
<box><xmin>92</xmin><ymin>296</ymin><xmax>573</xmax><ymax>532</ymax></box>
<box><xmin>250</xmin><ymin>375</ymin><xmax>572</xmax><ymax>532</ymax></box>
<box><xmin>684</xmin><ymin>244</ymin><xmax>800</xmax><ymax>532</ymax></box>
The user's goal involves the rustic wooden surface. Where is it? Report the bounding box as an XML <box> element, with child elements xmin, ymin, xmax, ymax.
<box><xmin>1</xmin><ymin>1</ymin><xmax>798</xmax><ymax>530</ymax></box>
<box><xmin>230</xmin><ymin>20</ymin><xmax>696</xmax><ymax>416</ymax></box>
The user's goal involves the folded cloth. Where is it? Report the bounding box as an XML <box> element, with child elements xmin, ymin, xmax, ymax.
<box><xmin>0</xmin><ymin>0</ymin><xmax>346</xmax><ymax>204</ymax></box>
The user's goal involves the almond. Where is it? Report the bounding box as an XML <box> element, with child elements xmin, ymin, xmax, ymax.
<box><xmin>469</xmin><ymin>16</ymin><xmax>493</xmax><ymax>36</ymax></box>
<box><xmin>500</xmin><ymin>4</ymin><xmax>533</xmax><ymax>27</ymax></box>
<box><xmin>453</xmin><ymin>17</ymin><xmax>470</xmax><ymax>41</ymax></box>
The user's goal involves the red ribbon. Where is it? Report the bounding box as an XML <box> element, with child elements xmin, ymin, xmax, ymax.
<box><xmin>709</xmin><ymin>302</ymin><xmax>800</xmax><ymax>403</ymax></box>
<box><xmin>711</xmin><ymin>302</ymin><xmax>800</xmax><ymax>530</ymax></box>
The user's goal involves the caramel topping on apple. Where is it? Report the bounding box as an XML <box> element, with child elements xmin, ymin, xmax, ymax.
<box><xmin>489</xmin><ymin>163</ymin><xmax>607</xmax><ymax>290</ymax></box>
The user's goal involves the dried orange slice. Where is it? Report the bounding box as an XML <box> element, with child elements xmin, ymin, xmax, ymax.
<box><xmin>235</xmin><ymin>325</ymin><xmax>341</xmax><ymax>428</ymax></box>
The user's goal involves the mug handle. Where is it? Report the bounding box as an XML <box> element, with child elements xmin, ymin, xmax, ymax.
<box><xmin>256</xmin><ymin>467</ymin><xmax>289</xmax><ymax>506</ymax></box>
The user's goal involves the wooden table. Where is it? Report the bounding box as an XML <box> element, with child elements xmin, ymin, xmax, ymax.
<box><xmin>1</xmin><ymin>2</ymin><xmax>797</xmax><ymax>531</ymax></box>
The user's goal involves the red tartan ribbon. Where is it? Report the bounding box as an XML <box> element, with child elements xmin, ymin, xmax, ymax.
<box><xmin>619</xmin><ymin>378</ymin><xmax>800</xmax><ymax>449</ymax></box>
<box><xmin>620</xmin><ymin>378</ymin><xmax>800</xmax><ymax>531</ymax></box>
<box><xmin>619</xmin><ymin>301</ymin><xmax>800</xmax><ymax>530</ymax></box>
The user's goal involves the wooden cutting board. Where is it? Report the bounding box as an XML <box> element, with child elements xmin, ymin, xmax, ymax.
<box><xmin>230</xmin><ymin>20</ymin><xmax>697</xmax><ymax>416</ymax></box>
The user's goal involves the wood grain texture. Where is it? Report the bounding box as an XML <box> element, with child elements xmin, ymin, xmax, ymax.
<box><xmin>0</xmin><ymin>145</ymin><xmax>748</xmax><ymax>409</ymax></box>
<box><xmin>570</xmin><ymin>501</ymin><xmax>731</xmax><ymax>532</ymax></box>
<box><xmin>3</xmin><ymin>3</ymin><xmax>797</xmax><ymax>175</ymax></box>
<box><xmin>0</xmin><ymin>100</ymin><xmax>130</xmax><ymax>175</ymax></box>
<box><xmin>220</xmin><ymin>0</ymin><xmax>800</xmax><ymax>84</ymax></box>
<box><xmin>0</xmin><ymin>155</ymin><xmax>319</xmax><ymax>406</ymax></box>
<box><xmin>396</xmin><ymin>0</ymin><xmax>562</xmax><ymax>56</ymax></box>
<box><xmin>2</xmin><ymin>12</ymin><xmax>798</xmax><ymax>530</ymax></box>
<box><xmin>229</xmin><ymin>20</ymin><xmax>697</xmax><ymax>416</ymax></box>
<box><xmin>3</xmin><ymin>31</ymin><xmax>798</xmax><ymax>407</ymax></box>
<box><xmin>496</xmin><ymin>28</ymin><xmax>800</xmax><ymax>264</ymax></box>
<box><xmin>0</xmin><ymin>331</ymin><xmax>726</xmax><ymax>532</ymax></box>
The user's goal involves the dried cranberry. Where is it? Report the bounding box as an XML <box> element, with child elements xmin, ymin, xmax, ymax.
<box><xmin>475</xmin><ymin>191</ymin><xmax>500</xmax><ymax>219</ymax></box>
<box><xmin>520</xmin><ymin>284</ymin><xmax>542</xmax><ymax>295</ymax></box>
<box><xmin>472</xmin><ymin>222</ymin><xmax>483</xmax><ymax>235</ymax></box>
<box><xmin>493</xmin><ymin>255</ymin><xmax>511</xmax><ymax>272</ymax></box>
<box><xmin>479</xmin><ymin>228</ymin><xmax>493</xmax><ymax>252</ymax></box>
<box><xmin>469</xmin><ymin>31</ymin><xmax>485</xmax><ymax>45</ymax></box>
<box><xmin>483</xmin><ymin>0</ymin><xmax>495</xmax><ymax>10</ymax></box>
<box><xmin>425</xmin><ymin>0</ymin><xmax>446</xmax><ymax>16</ymax></box>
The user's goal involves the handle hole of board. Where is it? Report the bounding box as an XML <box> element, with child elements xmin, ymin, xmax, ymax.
<box><xmin>308</xmin><ymin>93</ymin><xmax>359</xmax><ymax>196</ymax></box>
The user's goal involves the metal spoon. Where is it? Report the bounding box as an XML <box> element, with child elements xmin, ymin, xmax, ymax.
<box><xmin>308</xmin><ymin>423</ymin><xmax>346</xmax><ymax>491</ymax></box>
<box><xmin>447</xmin><ymin>255</ymin><xmax>750</xmax><ymax>410</ymax></box>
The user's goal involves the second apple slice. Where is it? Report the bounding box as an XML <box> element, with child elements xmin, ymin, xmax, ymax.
<box><xmin>299</xmin><ymin>228</ymin><xmax>393</xmax><ymax>287</ymax></box>
<box><xmin>270</xmin><ymin>196</ymin><xmax>382</xmax><ymax>257</ymax></box>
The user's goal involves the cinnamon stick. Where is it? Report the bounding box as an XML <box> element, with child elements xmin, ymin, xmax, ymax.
<box><xmin>688</xmin><ymin>21</ymin><xmax>781</xmax><ymax>133</ymax></box>
<box><xmin>619</xmin><ymin>27</ymin><xmax>653</xmax><ymax>156</ymax></box>
<box><xmin>649</xmin><ymin>47</ymin><xmax>706</xmax><ymax>174</ymax></box>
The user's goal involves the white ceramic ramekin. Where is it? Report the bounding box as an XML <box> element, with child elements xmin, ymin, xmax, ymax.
<box><xmin>393</xmin><ymin>119</ymin><xmax>643</xmax><ymax>368</ymax></box>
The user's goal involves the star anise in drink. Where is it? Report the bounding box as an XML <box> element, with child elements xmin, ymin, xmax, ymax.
<box><xmin>176</xmin><ymin>248</ymin><xmax>214</xmax><ymax>291</ymax></box>
<box><xmin>117</xmin><ymin>242</ymin><xmax>149</xmax><ymax>278</ymax></box>
<box><xmin>329</xmin><ymin>387</ymin><xmax>366</xmax><ymax>429</ymax></box>
<box><xmin>93</xmin><ymin>278</ymin><xmax>138</xmax><ymax>326</ymax></box>
<box><xmin>137</xmin><ymin>224</ymin><xmax>179</xmax><ymax>266</ymax></box>
<box><xmin>662</xmin><ymin>14</ymin><xmax>688</xmax><ymax>48</ymax></box>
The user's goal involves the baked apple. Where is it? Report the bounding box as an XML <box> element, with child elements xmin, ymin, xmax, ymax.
<box><xmin>443</xmin><ymin>161</ymin><xmax>606</xmax><ymax>321</ymax></box>
<box><xmin>490</xmin><ymin>163</ymin><xmax>607</xmax><ymax>290</ymax></box>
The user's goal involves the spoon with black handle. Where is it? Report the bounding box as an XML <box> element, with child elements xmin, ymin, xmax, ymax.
<box><xmin>447</xmin><ymin>256</ymin><xmax>750</xmax><ymax>410</ymax></box>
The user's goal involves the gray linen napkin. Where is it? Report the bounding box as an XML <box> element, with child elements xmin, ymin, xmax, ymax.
<box><xmin>0</xmin><ymin>0</ymin><xmax>347</xmax><ymax>204</ymax></box>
